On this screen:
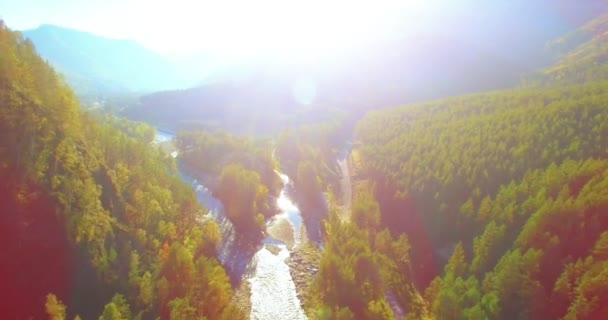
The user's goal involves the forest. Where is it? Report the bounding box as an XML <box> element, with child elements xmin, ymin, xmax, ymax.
<box><xmin>304</xmin><ymin>183</ymin><xmax>428</xmax><ymax>320</ymax></box>
<box><xmin>175</xmin><ymin>130</ymin><xmax>281</xmax><ymax>239</ymax></box>
<box><xmin>4</xmin><ymin>4</ymin><xmax>608</xmax><ymax>320</ymax></box>
<box><xmin>275</xmin><ymin>121</ymin><xmax>345</xmax><ymax>212</ymax></box>
<box><xmin>0</xmin><ymin>22</ymin><xmax>243</xmax><ymax>319</ymax></box>
<box><xmin>352</xmin><ymin>81</ymin><xmax>608</xmax><ymax>318</ymax></box>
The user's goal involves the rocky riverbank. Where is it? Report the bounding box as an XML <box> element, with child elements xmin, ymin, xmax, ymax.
<box><xmin>287</xmin><ymin>244</ymin><xmax>321</xmax><ymax>311</ymax></box>
<box><xmin>231</xmin><ymin>278</ymin><xmax>252</xmax><ymax>318</ymax></box>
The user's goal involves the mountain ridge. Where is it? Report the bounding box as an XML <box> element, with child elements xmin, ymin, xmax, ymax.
<box><xmin>122</xmin><ymin>1</ymin><xmax>608</xmax><ymax>133</ymax></box>
<box><xmin>22</xmin><ymin>24</ymin><xmax>187</xmax><ymax>102</ymax></box>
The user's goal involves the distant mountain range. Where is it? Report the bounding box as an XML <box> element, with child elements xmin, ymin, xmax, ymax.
<box><xmin>20</xmin><ymin>0</ymin><xmax>608</xmax><ymax>119</ymax></box>
<box><xmin>22</xmin><ymin>24</ymin><xmax>192</xmax><ymax>102</ymax></box>
<box><xmin>123</xmin><ymin>0</ymin><xmax>608</xmax><ymax>133</ymax></box>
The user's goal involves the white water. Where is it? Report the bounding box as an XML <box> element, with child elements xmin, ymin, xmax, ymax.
<box><xmin>249</xmin><ymin>171</ymin><xmax>307</xmax><ymax>319</ymax></box>
<box><xmin>154</xmin><ymin>129</ymin><xmax>174</xmax><ymax>142</ymax></box>
<box><xmin>154</xmin><ymin>129</ymin><xmax>179</xmax><ymax>158</ymax></box>
<box><xmin>270</xmin><ymin>172</ymin><xmax>303</xmax><ymax>246</ymax></box>
<box><xmin>154</xmin><ymin>131</ymin><xmax>307</xmax><ymax>320</ymax></box>
<box><xmin>249</xmin><ymin>245</ymin><xmax>307</xmax><ymax>320</ymax></box>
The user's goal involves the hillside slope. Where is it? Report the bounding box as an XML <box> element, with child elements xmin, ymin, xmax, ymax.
<box><xmin>123</xmin><ymin>0</ymin><xmax>608</xmax><ymax>134</ymax></box>
<box><xmin>353</xmin><ymin>80</ymin><xmax>608</xmax><ymax>319</ymax></box>
<box><xmin>0</xmin><ymin>21</ymin><xmax>241</xmax><ymax>319</ymax></box>
<box><xmin>23</xmin><ymin>24</ymin><xmax>183</xmax><ymax>100</ymax></box>
<box><xmin>533</xmin><ymin>13</ymin><xmax>608</xmax><ymax>85</ymax></box>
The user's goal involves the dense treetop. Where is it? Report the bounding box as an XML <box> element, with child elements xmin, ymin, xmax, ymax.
<box><xmin>353</xmin><ymin>79</ymin><xmax>608</xmax><ymax>319</ymax></box>
<box><xmin>356</xmin><ymin>82</ymin><xmax>608</xmax><ymax>243</ymax></box>
<box><xmin>5</xmin><ymin>5</ymin><xmax>608</xmax><ymax>319</ymax></box>
<box><xmin>307</xmin><ymin>184</ymin><xmax>428</xmax><ymax>320</ymax></box>
<box><xmin>0</xmin><ymin>21</ymin><xmax>240</xmax><ymax>319</ymax></box>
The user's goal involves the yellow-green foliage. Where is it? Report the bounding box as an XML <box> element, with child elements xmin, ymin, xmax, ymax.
<box><xmin>356</xmin><ymin>81</ymin><xmax>608</xmax><ymax>319</ymax></box>
<box><xmin>0</xmin><ymin>21</ymin><xmax>236</xmax><ymax>319</ymax></box>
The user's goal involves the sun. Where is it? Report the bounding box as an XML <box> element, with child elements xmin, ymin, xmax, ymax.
<box><xmin>158</xmin><ymin>0</ymin><xmax>423</xmax><ymax>65</ymax></box>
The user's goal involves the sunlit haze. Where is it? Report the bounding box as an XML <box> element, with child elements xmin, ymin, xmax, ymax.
<box><xmin>2</xmin><ymin>0</ymin><xmax>428</xmax><ymax>63</ymax></box>
<box><xmin>4</xmin><ymin>0</ymin><xmax>608</xmax><ymax>319</ymax></box>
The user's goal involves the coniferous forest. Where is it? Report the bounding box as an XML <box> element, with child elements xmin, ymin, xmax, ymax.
<box><xmin>332</xmin><ymin>16</ymin><xmax>608</xmax><ymax>319</ymax></box>
<box><xmin>0</xmin><ymin>22</ymin><xmax>240</xmax><ymax>320</ymax></box>
<box><xmin>3</xmin><ymin>3</ymin><xmax>608</xmax><ymax>320</ymax></box>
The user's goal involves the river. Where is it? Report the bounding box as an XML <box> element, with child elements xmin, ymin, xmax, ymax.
<box><xmin>154</xmin><ymin>130</ymin><xmax>307</xmax><ymax>320</ymax></box>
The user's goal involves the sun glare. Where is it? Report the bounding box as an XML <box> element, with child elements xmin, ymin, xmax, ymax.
<box><xmin>161</xmin><ymin>0</ymin><xmax>422</xmax><ymax>64</ymax></box>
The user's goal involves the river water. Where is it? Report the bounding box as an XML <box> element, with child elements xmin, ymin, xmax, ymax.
<box><xmin>269</xmin><ymin>172</ymin><xmax>303</xmax><ymax>246</ymax></box>
<box><xmin>154</xmin><ymin>130</ymin><xmax>307</xmax><ymax>320</ymax></box>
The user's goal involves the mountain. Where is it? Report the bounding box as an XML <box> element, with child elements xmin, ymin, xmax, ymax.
<box><xmin>7</xmin><ymin>2</ymin><xmax>608</xmax><ymax>319</ymax></box>
<box><xmin>337</xmin><ymin>6</ymin><xmax>608</xmax><ymax>317</ymax></box>
<box><xmin>123</xmin><ymin>0</ymin><xmax>608</xmax><ymax>134</ymax></box>
<box><xmin>22</xmin><ymin>24</ymin><xmax>187</xmax><ymax>102</ymax></box>
<box><xmin>351</xmin><ymin>80</ymin><xmax>608</xmax><ymax>320</ymax></box>
<box><xmin>123</xmin><ymin>71</ymin><xmax>352</xmax><ymax>134</ymax></box>
<box><xmin>0</xmin><ymin>21</ymin><xmax>240</xmax><ymax>319</ymax></box>
<box><xmin>123</xmin><ymin>33</ymin><xmax>535</xmax><ymax>135</ymax></box>
<box><xmin>530</xmin><ymin>12</ymin><xmax>608</xmax><ymax>85</ymax></box>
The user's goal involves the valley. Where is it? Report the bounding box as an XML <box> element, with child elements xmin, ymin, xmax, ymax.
<box><xmin>3</xmin><ymin>2</ymin><xmax>608</xmax><ymax>319</ymax></box>
<box><xmin>154</xmin><ymin>131</ymin><xmax>312</xmax><ymax>319</ymax></box>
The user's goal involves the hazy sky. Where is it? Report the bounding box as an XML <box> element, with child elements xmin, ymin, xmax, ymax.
<box><xmin>1</xmin><ymin>0</ymin><xmax>422</xmax><ymax>59</ymax></box>
<box><xmin>1</xmin><ymin>0</ymin><xmax>601</xmax><ymax>62</ymax></box>
<box><xmin>2</xmin><ymin>0</ymin><xmax>227</xmax><ymax>55</ymax></box>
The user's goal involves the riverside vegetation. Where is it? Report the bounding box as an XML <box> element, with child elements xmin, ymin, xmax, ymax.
<box><xmin>4</xmin><ymin>9</ymin><xmax>608</xmax><ymax>320</ymax></box>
